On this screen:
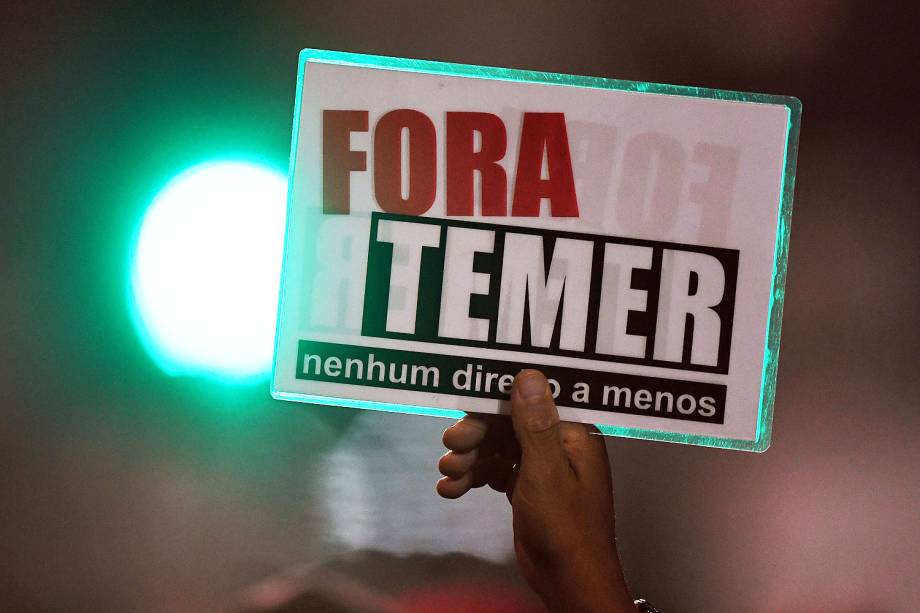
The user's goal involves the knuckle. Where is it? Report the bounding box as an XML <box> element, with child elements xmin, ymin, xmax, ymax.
<box><xmin>525</xmin><ymin>419</ymin><xmax>559</xmax><ymax>440</ymax></box>
<box><xmin>519</xmin><ymin>393</ymin><xmax>553</xmax><ymax>410</ymax></box>
<box><xmin>463</xmin><ymin>416</ymin><xmax>489</xmax><ymax>434</ymax></box>
<box><xmin>439</xmin><ymin>473</ymin><xmax>473</xmax><ymax>499</ymax></box>
<box><xmin>560</xmin><ymin>423</ymin><xmax>590</xmax><ymax>447</ymax></box>
<box><xmin>438</xmin><ymin>450</ymin><xmax>476</xmax><ymax>478</ymax></box>
<box><xmin>437</xmin><ymin>454</ymin><xmax>455</xmax><ymax>477</ymax></box>
<box><xmin>520</xmin><ymin>400</ymin><xmax>559</xmax><ymax>435</ymax></box>
<box><xmin>443</xmin><ymin>418</ymin><xmax>488</xmax><ymax>452</ymax></box>
<box><xmin>561</xmin><ymin>436</ymin><xmax>587</xmax><ymax>456</ymax></box>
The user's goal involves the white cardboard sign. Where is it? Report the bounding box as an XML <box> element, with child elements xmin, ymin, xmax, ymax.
<box><xmin>272</xmin><ymin>49</ymin><xmax>801</xmax><ymax>451</ymax></box>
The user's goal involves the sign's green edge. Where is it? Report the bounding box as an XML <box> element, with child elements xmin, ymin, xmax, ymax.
<box><xmin>272</xmin><ymin>48</ymin><xmax>802</xmax><ymax>453</ymax></box>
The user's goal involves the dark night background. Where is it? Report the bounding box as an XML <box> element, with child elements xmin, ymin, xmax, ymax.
<box><xmin>2</xmin><ymin>2</ymin><xmax>918</xmax><ymax>611</ymax></box>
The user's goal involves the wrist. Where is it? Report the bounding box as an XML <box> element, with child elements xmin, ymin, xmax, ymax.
<box><xmin>541</xmin><ymin>555</ymin><xmax>634</xmax><ymax>613</ymax></box>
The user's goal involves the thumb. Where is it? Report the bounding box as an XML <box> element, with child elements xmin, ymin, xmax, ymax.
<box><xmin>511</xmin><ymin>370</ymin><xmax>567</xmax><ymax>475</ymax></box>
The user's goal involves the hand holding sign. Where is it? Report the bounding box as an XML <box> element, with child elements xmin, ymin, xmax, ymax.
<box><xmin>438</xmin><ymin>371</ymin><xmax>635</xmax><ymax>612</ymax></box>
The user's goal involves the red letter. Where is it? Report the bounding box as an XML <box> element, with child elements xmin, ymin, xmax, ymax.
<box><xmin>511</xmin><ymin>112</ymin><xmax>579</xmax><ymax>217</ymax></box>
<box><xmin>323</xmin><ymin>110</ymin><xmax>368</xmax><ymax>214</ymax></box>
<box><xmin>374</xmin><ymin>109</ymin><xmax>436</xmax><ymax>215</ymax></box>
<box><xmin>446</xmin><ymin>112</ymin><xmax>507</xmax><ymax>216</ymax></box>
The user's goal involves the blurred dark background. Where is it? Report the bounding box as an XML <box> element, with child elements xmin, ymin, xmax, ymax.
<box><xmin>2</xmin><ymin>2</ymin><xmax>918</xmax><ymax>611</ymax></box>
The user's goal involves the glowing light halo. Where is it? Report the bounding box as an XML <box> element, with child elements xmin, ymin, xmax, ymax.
<box><xmin>129</xmin><ymin>160</ymin><xmax>287</xmax><ymax>382</ymax></box>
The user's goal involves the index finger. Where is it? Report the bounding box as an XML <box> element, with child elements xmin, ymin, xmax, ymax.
<box><xmin>442</xmin><ymin>415</ymin><xmax>489</xmax><ymax>453</ymax></box>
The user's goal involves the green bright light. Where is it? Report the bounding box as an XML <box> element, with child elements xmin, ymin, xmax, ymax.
<box><xmin>130</xmin><ymin>161</ymin><xmax>287</xmax><ymax>381</ymax></box>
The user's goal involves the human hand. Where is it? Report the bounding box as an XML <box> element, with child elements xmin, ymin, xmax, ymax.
<box><xmin>437</xmin><ymin>369</ymin><xmax>635</xmax><ymax>613</ymax></box>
